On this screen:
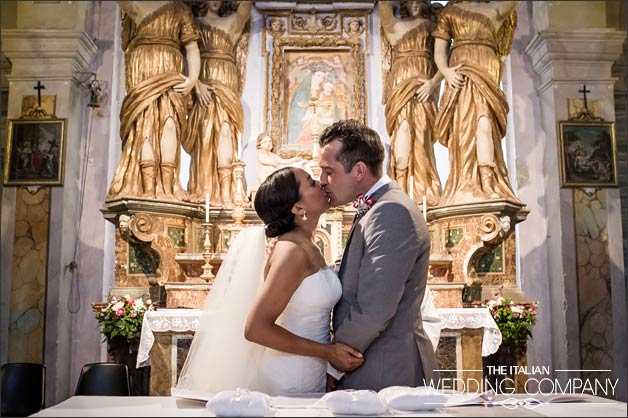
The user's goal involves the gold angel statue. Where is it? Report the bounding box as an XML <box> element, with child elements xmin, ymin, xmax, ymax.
<box><xmin>108</xmin><ymin>1</ymin><xmax>200</xmax><ymax>201</ymax></box>
<box><xmin>380</xmin><ymin>1</ymin><xmax>443</xmax><ymax>206</ymax></box>
<box><xmin>434</xmin><ymin>0</ymin><xmax>519</xmax><ymax>205</ymax></box>
<box><xmin>181</xmin><ymin>1</ymin><xmax>252</xmax><ymax>206</ymax></box>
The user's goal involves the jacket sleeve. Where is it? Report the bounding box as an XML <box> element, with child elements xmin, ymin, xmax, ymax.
<box><xmin>334</xmin><ymin>202</ymin><xmax>420</xmax><ymax>352</ymax></box>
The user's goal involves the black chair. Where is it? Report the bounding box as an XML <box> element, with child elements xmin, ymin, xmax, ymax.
<box><xmin>1</xmin><ymin>362</ymin><xmax>46</xmax><ymax>416</ymax></box>
<box><xmin>75</xmin><ymin>362</ymin><xmax>130</xmax><ymax>396</ymax></box>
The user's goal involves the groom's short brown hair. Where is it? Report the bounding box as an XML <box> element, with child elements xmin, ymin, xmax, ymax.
<box><xmin>318</xmin><ymin>119</ymin><xmax>384</xmax><ymax>177</ymax></box>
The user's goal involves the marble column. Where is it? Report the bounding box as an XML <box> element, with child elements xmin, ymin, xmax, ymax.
<box><xmin>525</xmin><ymin>4</ymin><xmax>626</xmax><ymax>400</ymax></box>
<box><xmin>1</xmin><ymin>1</ymin><xmax>98</xmax><ymax>404</ymax></box>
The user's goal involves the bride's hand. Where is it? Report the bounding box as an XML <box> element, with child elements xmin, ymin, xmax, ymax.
<box><xmin>327</xmin><ymin>343</ymin><xmax>364</xmax><ymax>372</ymax></box>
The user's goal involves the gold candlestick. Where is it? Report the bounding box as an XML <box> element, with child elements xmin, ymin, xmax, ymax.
<box><xmin>200</xmin><ymin>222</ymin><xmax>215</xmax><ymax>283</ymax></box>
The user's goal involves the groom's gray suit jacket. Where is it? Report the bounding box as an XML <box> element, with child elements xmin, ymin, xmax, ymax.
<box><xmin>333</xmin><ymin>182</ymin><xmax>436</xmax><ymax>390</ymax></box>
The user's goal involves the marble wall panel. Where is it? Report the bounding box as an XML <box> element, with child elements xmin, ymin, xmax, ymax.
<box><xmin>574</xmin><ymin>189</ymin><xmax>615</xmax><ymax>389</ymax></box>
<box><xmin>8</xmin><ymin>188</ymin><xmax>49</xmax><ymax>363</ymax></box>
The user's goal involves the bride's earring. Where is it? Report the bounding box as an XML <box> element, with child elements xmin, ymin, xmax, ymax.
<box><xmin>302</xmin><ymin>210</ymin><xmax>307</xmax><ymax>221</ymax></box>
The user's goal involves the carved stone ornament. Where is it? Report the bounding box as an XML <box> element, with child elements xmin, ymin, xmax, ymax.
<box><xmin>267</xmin><ymin>16</ymin><xmax>286</xmax><ymax>37</ymax></box>
<box><xmin>479</xmin><ymin>214</ymin><xmax>511</xmax><ymax>246</ymax></box>
<box><xmin>290</xmin><ymin>10</ymin><xmax>339</xmax><ymax>34</ymax></box>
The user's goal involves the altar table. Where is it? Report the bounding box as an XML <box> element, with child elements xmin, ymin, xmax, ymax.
<box><xmin>30</xmin><ymin>394</ymin><xmax>627</xmax><ymax>417</ymax></box>
<box><xmin>137</xmin><ymin>308</ymin><xmax>502</xmax><ymax>366</ymax></box>
<box><xmin>137</xmin><ymin>308</ymin><xmax>502</xmax><ymax>395</ymax></box>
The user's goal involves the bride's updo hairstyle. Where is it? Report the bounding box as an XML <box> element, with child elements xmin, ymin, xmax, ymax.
<box><xmin>254</xmin><ymin>167</ymin><xmax>301</xmax><ymax>238</ymax></box>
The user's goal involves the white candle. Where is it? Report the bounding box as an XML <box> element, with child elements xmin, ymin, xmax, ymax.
<box><xmin>205</xmin><ymin>193</ymin><xmax>210</xmax><ymax>223</ymax></box>
<box><xmin>422</xmin><ymin>195</ymin><xmax>427</xmax><ymax>221</ymax></box>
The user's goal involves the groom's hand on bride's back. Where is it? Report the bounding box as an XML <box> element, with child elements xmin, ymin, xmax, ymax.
<box><xmin>327</xmin><ymin>342</ymin><xmax>364</xmax><ymax>372</ymax></box>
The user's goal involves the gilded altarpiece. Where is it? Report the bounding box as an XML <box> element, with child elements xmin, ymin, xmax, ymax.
<box><xmin>259</xmin><ymin>7</ymin><xmax>370</xmax><ymax>158</ymax></box>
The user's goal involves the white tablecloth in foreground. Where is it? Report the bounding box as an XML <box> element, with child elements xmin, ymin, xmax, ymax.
<box><xmin>137</xmin><ymin>308</ymin><xmax>501</xmax><ymax>367</ymax></box>
<box><xmin>31</xmin><ymin>394</ymin><xmax>626</xmax><ymax>417</ymax></box>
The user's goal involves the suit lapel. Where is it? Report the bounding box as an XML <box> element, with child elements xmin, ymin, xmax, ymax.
<box><xmin>337</xmin><ymin>183</ymin><xmax>394</xmax><ymax>280</ymax></box>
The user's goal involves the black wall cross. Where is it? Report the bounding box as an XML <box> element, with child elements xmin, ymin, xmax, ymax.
<box><xmin>33</xmin><ymin>80</ymin><xmax>46</xmax><ymax>107</ymax></box>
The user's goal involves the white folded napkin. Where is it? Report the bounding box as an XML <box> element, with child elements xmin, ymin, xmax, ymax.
<box><xmin>206</xmin><ymin>389</ymin><xmax>274</xmax><ymax>417</ymax></box>
<box><xmin>378</xmin><ymin>386</ymin><xmax>449</xmax><ymax>411</ymax></box>
<box><xmin>319</xmin><ymin>390</ymin><xmax>387</xmax><ymax>415</ymax></box>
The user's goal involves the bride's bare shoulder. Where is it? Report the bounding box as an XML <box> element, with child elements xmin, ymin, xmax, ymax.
<box><xmin>267</xmin><ymin>236</ymin><xmax>308</xmax><ymax>270</ymax></box>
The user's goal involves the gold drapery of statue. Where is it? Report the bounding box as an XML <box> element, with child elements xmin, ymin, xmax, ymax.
<box><xmin>110</xmin><ymin>73</ymin><xmax>189</xmax><ymax>199</ymax></box>
<box><xmin>182</xmin><ymin>3</ymin><xmax>251</xmax><ymax>206</ymax></box>
<box><xmin>383</xmin><ymin>19</ymin><xmax>442</xmax><ymax>206</ymax></box>
<box><xmin>108</xmin><ymin>1</ymin><xmax>199</xmax><ymax>201</ymax></box>
<box><xmin>434</xmin><ymin>4</ymin><xmax>519</xmax><ymax>205</ymax></box>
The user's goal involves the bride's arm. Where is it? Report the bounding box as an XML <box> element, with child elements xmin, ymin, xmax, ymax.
<box><xmin>245</xmin><ymin>241</ymin><xmax>364</xmax><ymax>371</ymax></box>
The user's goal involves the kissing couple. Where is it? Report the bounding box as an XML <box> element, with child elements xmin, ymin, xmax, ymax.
<box><xmin>173</xmin><ymin>119</ymin><xmax>439</xmax><ymax>397</ymax></box>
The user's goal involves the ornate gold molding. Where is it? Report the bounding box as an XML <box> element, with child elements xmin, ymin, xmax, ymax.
<box><xmin>258</xmin><ymin>6</ymin><xmax>372</xmax><ymax>155</ymax></box>
<box><xmin>269</xmin><ymin>36</ymin><xmax>365</xmax><ymax>155</ymax></box>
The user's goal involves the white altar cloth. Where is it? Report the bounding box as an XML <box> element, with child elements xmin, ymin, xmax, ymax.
<box><xmin>137</xmin><ymin>308</ymin><xmax>501</xmax><ymax>368</ymax></box>
<box><xmin>31</xmin><ymin>394</ymin><xmax>627</xmax><ymax>417</ymax></box>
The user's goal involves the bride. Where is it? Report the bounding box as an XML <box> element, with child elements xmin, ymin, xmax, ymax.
<box><xmin>173</xmin><ymin>167</ymin><xmax>364</xmax><ymax>397</ymax></box>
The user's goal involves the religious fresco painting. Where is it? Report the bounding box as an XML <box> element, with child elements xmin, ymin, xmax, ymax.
<box><xmin>283</xmin><ymin>50</ymin><xmax>354</xmax><ymax>150</ymax></box>
<box><xmin>3</xmin><ymin>118</ymin><xmax>66</xmax><ymax>186</ymax></box>
<box><xmin>558</xmin><ymin>121</ymin><xmax>618</xmax><ymax>187</ymax></box>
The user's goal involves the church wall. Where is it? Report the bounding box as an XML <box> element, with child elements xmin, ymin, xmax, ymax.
<box><xmin>1</xmin><ymin>1</ymin><xmax>101</xmax><ymax>404</ymax></box>
<box><xmin>533</xmin><ymin>1</ymin><xmax>608</xmax><ymax>31</ymax></box>
<box><xmin>240</xmin><ymin>7</ymin><xmax>264</xmax><ymax>188</ymax></box>
<box><xmin>0</xmin><ymin>2</ymin><xmax>16</xmax><ymax>29</ymax></box>
<box><xmin>67</xmin><ymin>0</ymin><xmax>125</xmax><ymax>394</ymax></box>
<box><xmin>525</xmin><ymin>0</ymin><xmax>626</xmax><ymax>400</ymax></box>
<box><xmin>505</xmin><ymin>1</ymin><xmax>554</xmax><ymax>385</ymax></box>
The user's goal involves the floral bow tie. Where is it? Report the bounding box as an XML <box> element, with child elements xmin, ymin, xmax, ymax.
<box><xmin>353</xmin><ymin>193</ymin><xmax>375</xmax><ymax>217</ymax></box>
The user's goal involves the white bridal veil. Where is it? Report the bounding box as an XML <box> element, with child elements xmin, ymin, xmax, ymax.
<box><xmin>172</xmin><ymin>226</ymin><xmax>267</xmax><ymax>398</ymax></box>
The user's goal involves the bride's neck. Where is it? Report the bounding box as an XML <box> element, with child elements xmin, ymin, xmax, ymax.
<box><xmin>292</xmin><ymin>223</ymin><xmax>317</xmax><ymax>240</ymax></box>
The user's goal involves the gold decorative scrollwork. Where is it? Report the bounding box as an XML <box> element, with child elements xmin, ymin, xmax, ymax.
<box><xmin>479</xmin><ymin>214</ymin><xmax>511</xmax><ymax>245</ymax></box>
<box><xmin>290</xmin><ymin>10</ymin><xmax>339</xmax><ymax>34</ymax></box>
<box><xmin>152</xmin><ymin>235</ymin><xmax>179</xmax><ymax>284</ymax></box>
<box><xmin>129</xmin><ymin>213</ymin><xmax>159</xmax><ymax>243</ymax></box>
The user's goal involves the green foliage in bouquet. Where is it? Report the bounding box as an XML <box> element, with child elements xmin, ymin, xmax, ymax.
<box><xmin>94</xmin><ymin>295</ymin><xmax>156</xmax><ymax>341</ymax></box>
<box><xmin>484</xmin><ymin>293</ymin><xmax>539</xmax><ymax>347</ymax></box>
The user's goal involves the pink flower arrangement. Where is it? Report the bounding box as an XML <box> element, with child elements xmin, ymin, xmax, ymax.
<box><xmin>477</xmin><ymin>293</ymin><xmax>539</xmax><ymax>347</ymax></box>
<box><xmin>94</xmin><ymin>295</ymin><xmax>156</xmax><ymax>341</ymax></box>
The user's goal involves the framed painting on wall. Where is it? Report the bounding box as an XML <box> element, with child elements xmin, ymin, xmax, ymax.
<box><xmin>557</xmin><ymin>121</ymin><xmax>617</xmax><ymax>187</ymax></box>
<box><xmin>269</xmin><ymin>37</ymin><xmax>365</xmax><ymax>156</ymax></box>
<box><xmin>3</xmin><ymin>118</ymin><xmax>66</xmax><ymax>186</ymax></box>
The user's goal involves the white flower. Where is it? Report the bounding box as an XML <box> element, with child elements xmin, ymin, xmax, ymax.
<box><xmin>112</xmin><ymin>301</ymin><xmax>124</xmax><ymax>311</ymax></box>
<box><xmin>487</xmin><ymin>300</ymin><xmax>497</xmax><ymax>309</ymax></box>
<box><xmin>512</xmin><ymin>306</ymin><xmax>524</xmax><ymax>315</ymax></box>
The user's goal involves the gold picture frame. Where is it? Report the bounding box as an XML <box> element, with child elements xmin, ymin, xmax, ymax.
<box><xmin>269</xmin><ymin>37</ymin><xmax>366</xmax><ymax>155</ymax></box>
<box><xmin>557</xmin><ymin>120</ymin><xmax>618</xmax><ymax>187</ymax></box>
<box><xmin>3</xmin><ymin>118</ymin><xmax>66</xmax><ymax>186</ymax></box>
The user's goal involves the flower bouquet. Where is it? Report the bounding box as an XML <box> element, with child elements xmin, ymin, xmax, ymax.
<box><xmin>93</xmin><ymin>295</ymin><xmax>156</xmax><ymax>342</ymax></box>
<box><xmin>485</xmin><ymin>293</ymin><xmax>538</xmax><ymax>347</ymax></box>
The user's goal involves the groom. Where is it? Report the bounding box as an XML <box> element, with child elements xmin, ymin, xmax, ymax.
<box><xmin>318</xmin><ymin>119</ymin><xmax>436</xmax><ymax>391</ymax></box>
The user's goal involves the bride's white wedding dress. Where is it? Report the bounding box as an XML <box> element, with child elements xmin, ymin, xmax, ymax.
<box><xmin>252</xmin><ymin>266</ymin><xmax>341</xmax><ymax>395</ymax></box>
<box><xmin>172</xmin><ymin>227</ymin><xmax>341</xmax><ymax>398</ymax></box>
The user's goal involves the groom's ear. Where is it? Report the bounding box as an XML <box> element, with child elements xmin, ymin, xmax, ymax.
<box><xmin>352</xmin><ymin>161</ymin><xmax>368</xmax><ymax>180</ymax></box>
